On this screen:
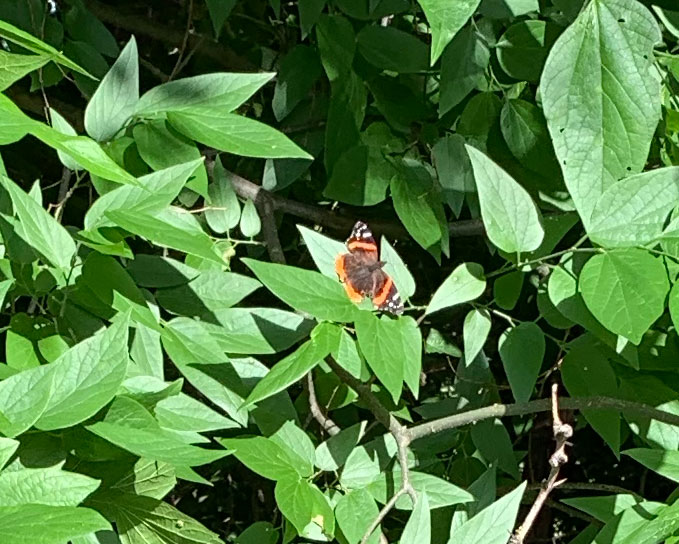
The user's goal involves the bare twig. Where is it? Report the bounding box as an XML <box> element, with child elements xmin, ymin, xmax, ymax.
<box><xmin>255</xmin><ymin>193</ymin><xmax>286</xmax><ymax>264</ymax></box>
<box><xmin>168</xmin><ymin>0</ymin><xmax>194</xmax><ymax>81</ymax></box>
<box><xmin>307</xmin><ymin>373</ymin><xmax>340</xmax><ymax>436</ymax></box>
<box><xmin>510</xmin><ymin>384</ymin><xmax>573</xmax><ymax>544</ymax></box>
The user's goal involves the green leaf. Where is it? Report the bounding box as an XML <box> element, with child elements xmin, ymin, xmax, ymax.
<box><xmin>465</xmin><ymin>144</ymin><xmax>544</xmax><ymax>253</ymax></box>
<box><xmin>274</xmin><ymin>477</ymin><xmax>335</xmax><ymax>537</ymax></box>
<box><xmin>236</xmin><ymin>522</ymin><xmax>277</xmax><ymax>544</ymax></box>
<box><xmin>498</xmin><ymin>322</ymin><xmax>545</xmax><ymax>403</ymax></box>
<box><xmin>205</xmin><ymin>157</ymin><xmax>241</xmax><ymax>233</ymax></box>
<box><xmin>355</xmin><ymin>313</ymin><xmax>422</xmax><ymax>403</ymax></box>
<box><xmin>156</xmin><ymin>269</ymin><xmax>260</xmax><ymax>317</ymax></box>
<box><xmin>155</xmin><ymin>393</ymin><xmax>239</xmax><ymax>433</ymax></box>
<box><xmin>579</xmin><ymin>250</ymin><xmax>669</xmax><ymax>344</ymax></box>
<box><xmin>0</xmin><ymin>364</ymin><xmax>53</xmax><ymax>437</ymax></box>
<box><xmin>272</xmin><ymin>45</ymin><xmax>322</xmax><ymax>121</ymax></box>
<box><xmin>0</xmin><ymin>51</ymin><xmax>49</xmax><ymax>92</ymax></box>
<box><xmin>426</xmin><ymin>263</ymin><xmax>486</xmax><ymax>315</ymax></box>
<box><xmin>497</xmin><ymin>21</ymin><xmax>561</xmax><ymax>83</ymax></box>
<box><xmin>447</xmin><ymin>482</ymin><xmax>526</xmax><ymax>544</ymax></box>
<box><xmin>493</xmin><ymin>271</ymin><xmax>523</xmax><ymax>310</ymax></box>
<box><xmin>380</xmin><ymin>237</ymin><xmax>416</xmax><ymax>301</ymax></box>
<box><xmin>239</xmin><ymin>199</ymin><xmax>261</xmax><ymax>238</ymax></box>
<box><xmin>206</xmin><ymin>0</ymin><xmax>236</xmax><ymax>38</ymax></box>
<box><xmin>588</xmin><ymin>167</ymin><xmax>679</xmax><ymax>247</ymax></box>
<box><xmin>85</xmin><ymin>37</ymin><xmax>138</xmax><ymax>142</ymax></box>
<box><xmin>85</xmin><ymin>159</ymin><xmax>202</xmax><ymax>229</ymax></box>
<box><xmin>367</xmin><ymin>470</ymin><xmax>472</xmax><ymax>510</ymax></box>
<box><xmin>36</xmin><ymin>316</ymin><xmax>129</xmax><ymax>430</ymax></box>
<box><xmin>623</xmin><ymin>449</ymin><xmax>679</xmax><ymax>483</ymax></box>
<box><xmin>335</xmin><ymin>488</ymin><xmax>380</xmax><ymax>544</ymax></box>
<box><xmin>562</xmin><ymin>335</ymin><xmax>620</xmax><ymax>455</ymax></box>
<box><xmin>243</xmin><ymin>323</ymin><xmax>341</xmax><ymax>407</ymax></box>
<box><xmin>391</xmin><ymin>161</ymin><xmax>445</xmax><ymax>254</ymax></box>
<box><xmin>49</xmin><ymin>108</ymin><xmax>81</xmax><ymax>171</ymax></box>
<box><xmin>0</xmin><ymin>466</ymin><xmax>100</xmax><ymax>506</ymax></box>
<box><xmin>470</xmin><ymin>419</ymin><xmax>519</xmax><ymax>478</ymax></box>
<box><xmin>0</xmin><ymin>175</ymin><xmax>76</xmax><ymax>269</ymax></box>
<box><xmin>100</xmin><ymin>492</ymin><xmax>222</xmax><ymax>544</ymax></box>
<box><xmin>432</xmin><ymin>134</ymin><xmax>475</xmax><ymax>216</ymax></box>
<box><xmin>316</xmin><ymin>14</ymin><xmax>355</xmax><ymax>82</ymax></box>
<box><xmin>243</xmin><ymin>259</ymin><xmax>362</xmax><ymax>322</ymax></box>
<box><xmin>107</xmin><ymin>207</ymin><xmax>223</xmax><ymax>264</ymax></box>
<box><xmin>540</xmin><ymin>0</ymin><xmax>661</xmax><ymax>227</ymax></box>
<box><xmin>401</xmin><ymin>492</ymin><xmax>431</xmax><ymax>544</ymax></box>
<box><xmin>417</xmin><ymin>0</ymin><xmax>480</xmax><ymax>65</ymax></box>
<box><xmin>298</xmin><ymin>225</ymin><xmax>347</xmax><ymax>279</ymax></box>
<box><xmin>135</xmin><ymin>72</ymin><xmax>274</xmax><ymax>116</ymax></box>
<box><xmin>299</xmin><ymin>0</ymin><xmax>326</xmax><ymax>38</ymax></box>
<box><xmin>357</xmin><ymin>26</ymin><xmax>428</xmax><ymax>73</ymax></box>
<box><xmin>0</xmin><ymin>505</ymin><xmax>110</xmax><ymax>544</ymax></box>
<box><xmin>315</xmin><ymin>421</ymin><xmax>366</xmax><ymax>472</ymax></box>
<box><xmin>168</xmin><ymin>110</ymin><xmax>313</xmax><ymax>159</ymax></box>
<box><xmin>133</xmin><ymin>120</ymin><xmax>208</xmax><ymax>198</ymax></box>
<box><xmin>0</xmin><ymin>19</ymin><xmax>93</xmax><ymax>78</ymax></box>
<box><xmin>219</xmin><ymin>436</ymin><xmax>304</xmax><ymax>480</ymax></box>
<box><xmin>439</xmin><ymin>26</ymin><xmax>490</xmax><ymax>117</ymax></box>
<box><xmin>0</xmin><ymin>438</ymin><xmax>18</xmax><ymax>471</ymax></box>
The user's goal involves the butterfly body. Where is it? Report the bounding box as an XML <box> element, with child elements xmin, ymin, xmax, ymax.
<box><xmin>335</xmin><ymin>221</ymin><xmax>404</xmax><ymax>315</ymax></box>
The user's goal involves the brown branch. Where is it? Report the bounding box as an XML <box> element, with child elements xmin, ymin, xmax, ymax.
<box><xmin>511</xmin><ymin>384</ymin><xmax>573</xmax><ymax>544</ymax></box>
<box><xmin>325</xmin><ymin>358</ymin><xmax>416</xmax><ymax>544</ymax></box>
<box><xmin>307</xmin><ymin>373</ymin><xmax>340</xmax><ymax>436</ymax></box>
<box><xmin>255</xmin><ymin>193</ymin><xmax>286</xmax><ymax>264</ymax></box>
<box><xmin>226</xmin><ymin>170</ymin><xmax>486</xmax><ymax>239</ymax></box>
<box><xmin>83</xmin><ymin>0</ymin><xmax>255</xmax><ymax>72</ymax></box>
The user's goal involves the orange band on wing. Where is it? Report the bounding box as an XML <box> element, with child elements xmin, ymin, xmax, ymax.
<box><xmin>372</xmin><ymin>276</ymin><xmax>393</xmax><ymax>306</ymax></box>
<box><xmin>343</xmin><ymin>281</ymin><xmax>364</xmax><ymax>303</ymax></box>
<box><xmin>335</xmin><ymin>254</ymin><xmax>347</xmax><ymax>281</ymax></box>
<box><xmin>347</xmin><ymin>241</ymin><xmax>378</xmax><ymax>252</ymax></box>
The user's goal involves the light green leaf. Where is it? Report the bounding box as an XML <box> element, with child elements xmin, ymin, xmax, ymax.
<box><xmin>367</xmin><ymin>470</ymin><xmax>472</xmax><ymax>510</ymax></box>
<box><xmin>540</xmin><ymin>0</ymin><xmax>661</xmax><ymax>227</ymax></box>
<box><xmin>85</xmin><ymin>37</ymin><xmax>138</xmax><ymax>142</ymax></box>
<box><xmin>417</xmin><ymin>0</ymin><xmax>480</xmax><ymax>65</ymax></box>
<box><xmin>465</xmin><ymin>144</ymin><xmax>544</xmax><ymax>253</ymax></box>
<box><xmin>589</xmin><ymin>167</ymin><xmax>679</xmax><ymax>247</ymax></box>
<box><xmin>219</xmin><ymin>436</ymin><xmax>304</xmax><ymax>480</ymax></box>
<box><xmin>36</xmin><ymin>316</ymin><xmax>129</xmax><ymax>430</ymax></box>
<box><xmin>107</xmin><ymin>207</ymin><xmax>223</xmax><ymax>264</ymax></box>
<box><xmin>562</xmin><ymin>335</ymin><xmax>620</xmax><ymax>455</ymax></box>
<box><xmin>168</xmin><ymin>110</ymin><xmax>313</xmax><ymax>159</ymax></box>
<box><xmin>243</xmin><ymin>259</ymin><xmax>362</xmax><ymax>322</ymax></box>
<box><xmin>355</xmin><ymin>312</ymin><xmax>421</xmax><ymax>403</ymax></box>
<box><xmin>401</xmin><ymin>492</ymin><xmax>431</xmax><ymax>544</ymax></box>
<box><xmin>380</xmin><ymin>237</ymin><xmax>416</xmax><ymax>300</ymax></box>
<box><xmin>0</xmin><ymin>19</ymin><xmax>93</xmax><ymax>78</ymax></box>
<box><xmin>298</xmin><ymin>225</ymin><xmax>347</xmax><ymax>279</ymax></box>
<box><xmin>274</xmin><ymin>477</ymin><xmax>335</xmax><ymax>537</ymax></box>
<box><xmin>447</xmin><ymin>482</ymin><xmax>526</xmax><ymax>544</ymax></box>
<box><xmin>0</xmin><ymin>174</ymin><xmax>76</xmax><ymax>269</ymax></box>
<box><xmin>0</xmin><ymin>466</ymin><xmax>99</xmax><ymax>506</ymax></box>
<box><xmin>0</xmin><ymin>51</ymin><xmax>49</xmax><ymax>92</ymax></box>
<box><xmin>497</xmin><ymin>21</ymin><xmax>560</xmax><ymax>83</ymax></box>
<box><xmin>0</xmin><ymin>364</ymin><xmax>54</xmax><ymax>437</ymax></box>
<box><xmin>135</xmin><ymin>72</ymin><xmax>274</xmax><ymax>116</ymax></box>
<box><xmin>315</xmin><ymin>421</ymin><xmax>366</xmax><ymax>472</ymax></box>
<box><xmin>0</xmin><ymin>438</ymin><xmax>18</xmax><ymax>471</ymax></box>
<box><xmin>205</xmin><ymin>157</ymin><xmax>241</xmax><ymax>233</ymax></box>
<box><xmin>240</xmin><ymin>199</ymin><xmax>261</xmax><ymax>238</ymax></box>
<box><xmin>439</xmin><ymin>26</ymin><xmax>489</xmax><ymax>117</ymax></box>
<box><xmin>155</xmin><ymin>393</ymin><xmax>239</xmax><ymax>433</ymax></box>
<box><xmin>356</xmin><ymin>26</ymin><xmax>428</xmax><ymax>73</ymax></box>
<box><xmin>623</xmin><ymin>449</ymin><xmax>679</xmax><ymax>483</ymax></box>
<box><xmin>335</xmin><ymin>488</ymin><xmax>380</xmax><ymax>544</ymax></box>
<box><xmin>426</xmin><ymin>263</ymin><xmax>485</xmax><ymax>315</ymax></box>
<box><xmin>49</xmin><ymin>108</ymin><xmax>81</xmax><ymax>171</ymax></box>
<box><xmin>480</xmin><ymin>0</ymin><xmax>537</xmax><ymax>17</ymax></box>
<box><xmin>498</xmin><ymin>322</ymin><xmax>545</xmax><ymax>403</ymax></box>
<box><xmin>243</xmin><ymin>323</ymin><xmax>341</xmax><ymax>407</ymax></box>
<box><xmin>579</xmin><ymin>250</ymin><xmax>669</xmax><ymax>344</ymax></box>
<box><xmin>0</xmin><ymin>505</ymin><xmax>110</xmax><ymax>544</ymax></box>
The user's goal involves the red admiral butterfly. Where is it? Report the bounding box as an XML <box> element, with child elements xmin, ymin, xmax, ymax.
<box><xmin>335</xmin><ymin>221</ymin><xmax>404</xmax><ymax>315</ymax></box>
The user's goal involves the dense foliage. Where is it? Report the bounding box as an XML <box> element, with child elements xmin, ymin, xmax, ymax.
<box><xmin>4</xmin><ymin>0</ymin><xmax>679</xmax><ymax>543</ymax></box>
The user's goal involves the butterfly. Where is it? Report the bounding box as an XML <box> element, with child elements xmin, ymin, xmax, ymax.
<box><xmin>334</xmin><ymin>221</ymin><xmax>404</xmax><ymax>315</ymax></box>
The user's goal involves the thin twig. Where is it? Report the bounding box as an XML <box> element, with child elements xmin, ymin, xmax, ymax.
<box><xmin>168</xmin><ymin>0</ymin><xmax>194</xmax><ymax>81</ymax></box>
<box><xmin>326</xmin><ymin>358</ymin><xmax>416</xmax><ymax>544</ymax></box>
<box><xmin>307</xmin><ymin>373</ymin><xmax>340</xmax><ymax>436</ymax></box>
<box><xmin>256</xmin><ymin>194</ymin><xmax>286</xmax><ymax>264</ymax></box>
<box><xmin>510</xmin><ymin>384</ymin><xmax>573</xmax><ymax>544</ymax></box>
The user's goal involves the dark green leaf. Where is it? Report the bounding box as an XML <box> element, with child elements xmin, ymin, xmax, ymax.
<box><xmin>498</xmin><ymin>322</ymin><xmax>545</xmax><ymax>403</ymax></box>
<box><xmin>497</xmin><ymin>21</ymin><xmax>561</xmax><ymax>82</ymax></box>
